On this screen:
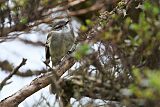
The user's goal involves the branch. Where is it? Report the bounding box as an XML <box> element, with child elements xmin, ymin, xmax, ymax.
<box><xmin>0</xmin><ymin>57</ymin><xmax>75</xmax><ymax>107</ymax></box>
<box><xmin>0</xmin><ymin>58</ymin><xmax>27</xmax><ymax>90</ymax></box>
<box><xmin>0</xmin><ymin>1</ymin><xmax>133</xmax><ymax>106</ymax></box>
<box><xmin>0</xmin><ymin>0</ymin><xmax>104</xmax><ymax>39</ymax></box>
<box><xmin>69</xmin><ymin>1</ymin><xmax>104</xmax><ymax>16</ymax></box>
<box><xmin>0</xmin><ymin>60</ymin><xmax>47</xmax><ymax>77</ymax></box>
<box><xmin>18</xmin><ymin>38</ymin><xmax>45</xmax><ymax>47</ymax></box>
<box><xmin>51</xmin><ymin>77</ymin><xmax>122</xmax><ymax>101</ymax></box>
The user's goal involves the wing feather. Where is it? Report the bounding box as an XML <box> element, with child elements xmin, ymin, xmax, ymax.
<box><xmin>45</xmin><ymin>33</ymin><xmax>51</xmax><ymax>64</ymax></box>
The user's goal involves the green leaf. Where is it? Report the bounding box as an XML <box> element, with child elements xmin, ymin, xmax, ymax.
<box><xmin>85</xmin><ymin>19</ymin><xmax>93</xmax><ymax>26</ymax></box>
<box><xmin>20</xmin><ymin>17</ymin><xmax>28</xmax><ymax>25</ymax></box>
<box><xmin>148</xmin><ymin>72</ymin><xmax>160</xmax><ymax>93</ymax></box>
<box><xmin>74</xmin><ymin>44</ymin><xmax>90</xmax><ymax>60</ymax></box>
<box><xmin>80</xmin><ymin>25</ymin><xmax>88</xmax><ymax>32</ymax></box>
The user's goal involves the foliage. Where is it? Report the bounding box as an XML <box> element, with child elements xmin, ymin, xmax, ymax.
<box><xmin>0</xmin><ymin>0</ymin><xmax>160</xmax><ymax>107</ymax></box>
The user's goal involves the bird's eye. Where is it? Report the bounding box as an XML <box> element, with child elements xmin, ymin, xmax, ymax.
<box><xmin>53</xmin><ymin>20</ymin><xmax>69</xmax><ymax>30</ymax></box>
<box><xmin>54</xmin><ymin>24</ymin><xmax>63</xmax><ymax>30</ymax></box>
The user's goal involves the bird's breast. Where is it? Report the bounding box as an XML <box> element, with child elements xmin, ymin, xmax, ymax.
<box><xmin>49</xmin><ymin>32</ymin><xmax>74</xmax><ymax>62</ymax></box>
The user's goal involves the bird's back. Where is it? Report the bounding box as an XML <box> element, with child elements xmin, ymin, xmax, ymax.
<box><xmin>48</xmin><ymin>31</ymin><xmax>74</xmax><ymax>66</ymax></box>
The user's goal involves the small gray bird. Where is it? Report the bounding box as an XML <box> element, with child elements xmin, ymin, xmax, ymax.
<box><xmin>45</xmin><ymin>20</ymin><xmax>75</xmax><ymax>67</ymax></box>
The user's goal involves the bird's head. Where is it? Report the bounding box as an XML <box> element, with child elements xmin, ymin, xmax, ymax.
<box><xmin>49</xmin><ymin>20</ymin><xmax>71</xmax><ymax>34</ymax></box>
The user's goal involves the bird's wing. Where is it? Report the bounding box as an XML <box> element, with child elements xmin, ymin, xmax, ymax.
<box><xmin>45</xmin><ymin>33</ymin><xmax>51</xmax><ymax>64</ymax></box>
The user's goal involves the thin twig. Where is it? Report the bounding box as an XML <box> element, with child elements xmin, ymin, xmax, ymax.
<box><xmin>0</xmin><ymin>58</ymin><xmax>27</xmax><ymax>90</ymax></box>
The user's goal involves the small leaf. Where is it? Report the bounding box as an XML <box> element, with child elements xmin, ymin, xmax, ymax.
<box><xmin>85</xmin><ymin>19</ymin><xmax>93</xmax><ymax>26</ymax></box>
<box><xmin>20</xmin><ymin>17</ymin><xmax>28</xmax><ymax>25</ymax></box>
<box><xmin>80</xmin><ymin>25</ymin><xmax>88</xmax><ymax>32</ymax></box>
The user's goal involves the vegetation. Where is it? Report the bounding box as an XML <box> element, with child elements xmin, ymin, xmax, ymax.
<box><xmin>0</xmin><ymin>0</ymin><xmax>160</xmax><ymax>107</ymax></box>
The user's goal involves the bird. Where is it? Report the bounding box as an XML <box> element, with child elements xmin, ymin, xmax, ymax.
<box><xmin>45</xmin><ymin>20</ymin><xmax>75</xmax><ymax>67</ymax></box>
<box><xmin>45</xmin><ymin>19</ymin><xmax>75</xmax><ymax>106</ymax></box>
